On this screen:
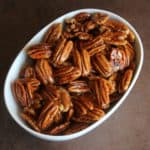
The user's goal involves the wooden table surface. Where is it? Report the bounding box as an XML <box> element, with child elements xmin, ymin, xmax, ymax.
<box><xmin>0</xmin><ymin>0</ymin><xmax>150</xmax><ymax>149</ymax></box>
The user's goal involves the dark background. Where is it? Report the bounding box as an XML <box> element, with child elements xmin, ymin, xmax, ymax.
<box><xmin>0</xmin><ymin>0</ymin><xmax>150</xmax><ymax>149</ymax></box>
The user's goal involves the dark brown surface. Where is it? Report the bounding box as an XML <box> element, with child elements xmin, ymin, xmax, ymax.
<box><xmin>0</xmin><ymin>0</ymin><xmax>150</xmax><ymax>149</ymax></box>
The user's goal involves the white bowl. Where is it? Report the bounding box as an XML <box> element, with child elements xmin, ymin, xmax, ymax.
<box><xmin>4</xmin><ymin>8</ymin><xmax>144</xmax><ymax>141</ymax></box>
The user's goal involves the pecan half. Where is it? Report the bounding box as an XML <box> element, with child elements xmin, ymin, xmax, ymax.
<box><xmin>93</xmin><ymin>77</ymin><xmax>110</xmax><ymax>109</ymax></box>
<box><xmin>38</xmin><ymin>101</ymin><xmax>59</xmax><ymax>130</ymax></box>
<box><xmin>13</xmin><ymin>80</ymin><xmax>28</xmax><ymax>107</ymax></box>
<box><xmin>27</xmin><ymin>43</ymin><xmax>51</xmax><ymax>59</ymax></box>
<box><xmin>67</xmin><ymin>80</ymin><xmax>90</xmax><ymax>93</ymax></box>
<box><xmin>47</xmin><ymin>122</ymin><xmax>70</xmax><ymax>135</ymax></box>
<box><xmin>92</xmin><ymin>53</ymin><xmax>112</xmax><ymax>78</ymax></box>
<box><xmin>110</xmin><ymin>47</ymin><xmax>128</xmax><ymax>72</ymax></box>
<box><xmin>63</xmin><ymin>123</ymin><xmax>89</xmax><ymax>135</ymax></box>
<box><xmin>118</xmin><ymin>69</ymin><xmax>133</xmax><ymax>93</ymax></box>
<box><xmin>73</xmin><ymin>48</ymin><xmax>91</xmax><ymax>76</ymax></box>
<box><xmin>74</xmin><ymin>32</ymin><xmax>91</xmax><ymax>40</ymax></box>
<box><xmin>35</xmin><ymin>59</ymin><xmax>54</xmax><ymax>84</ymax></box>
<box><xmin>92</xmin><ymin>13</ymin><xmax>109</xmax><ymax>25</ymax></box>
<box><xmin>80</xmin><ymin>35</ymin><xmax>104</xmax><ymax>50</ymax></box>
<box><xmin>21</xmin><ymin>113</ymin><xmax>40</xmax><ymax>132</ymax></box>
<box><xmin>107</xmin><ymin>73</ymin><xmax>118</xmax><ymax>94</ymax></box>
<box><xmin>41</xmin><ymin>83</ymin><xmax>59</xmax><ymax>101</ymax></box>
<box><xmin>20</xmin><ymin>66</ymin><xmax>36</xmax><ymax>78</ymax></box>
<box><xmin>59</xmin><ymin>88</ymin><xmax>72</xmax><ymax>112</ymax></box>
<box><xmin>43</xmin><ymin>23</ymin><xmax>62</xmax><ymax>44</ymax></box>
<box><xmin>25</xmin><ymin>78</ymin><xmax>40</xmax><ymax>99</ymax></box>
<box><xmin>75</xmin><ymin>12</ymin><xmax>91</xmax><ymax>22</ymax></box>
<box><xmin>55</xmin><ymin>66</ymin><xmax>81</xmax><ymax>85</ymax></box>
<box><xmin>73</xmin><ymin>99</ymin><xmax>87</xmax><ymax>116</ymax></box>
<box><xmin>72</xmin><ymin>107</ymin><xmax>104</xmax><ymax>123</ymax></box>
<box><xmin>52</xmin><ymin>38</ymin><xmax>73</xmax><ymax>66</ymax></box>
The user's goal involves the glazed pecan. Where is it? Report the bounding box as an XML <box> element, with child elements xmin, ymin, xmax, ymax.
<box><xmin>53</xmin><ymin>110</ymin><xmax>63</xmax><ymax>124</ymax></box>
<box><xmin>92</xmin><ymin>13</ymin><xmax>109</xmax><ymax>25</ymax></box>
<box><xmin>47</xmin><ymin>122</ymin><xmax>70</xmax><ymax>135</ymax></box>
<box><xmin>13</xmin><ymin>80</ymin><xmax>28</xmax><ymax>107</ymax></box>
<box><xmin>80</xmin><ymin>35</ymin><xmax>104</xmax><ymax>50</ymax></box>
<box><xmin>27</xmin><ymin>43</ymin><xmax>51</xmax><ymax>59</ymax></box>
<box><xmin>52</xmin><ymin>38</ymin><xmax>73</xmax><ymax>66</ymax></box>
<box><xmin>72</xmin><ymin>107</ymin><xmax>104</xmax><ymax>123</ymax></box>
<box><xmin>43</xmin><ymin>23</ymin><xmax>62</xmax><ymax>44</ymax></box>
<box><xmin>88</xmin><ymin>44</ymin><xmax>106</xmax><ymax>56</ymax></box>
<box><xmin>73</xmin><ymin>99</ymin><xmax>87</xmax><ymax>116</ymax></box>
<box><xmin>35</xmin><ymin>59</ymin><xmax>54</xmax><ymax>84</ymax></box>
<box><xmin>59</xmin><ymin>88</ymin><xmax>72</xmax><ymax>112</ymax></box>
<box><xmin>63</xmin><ymin>123</ymin><xmax>89</xmax><ymax>135</ymax></box>
<box><xmin>104</xmin><ymin>19</ymin><xmax>129</xmax><ymax>34</ymax></box>
<box><xmin>41</xmin><ymin>83</ymin><xmax>59</xmax><ymax>101</ymax></box>
<box><xmin>75</xmin><ymin>12</ymin><xmax>91</xmax><ymax>22</ymax></box>
<box><xmin>110</xmin><ymin>47</ymin><xmax>128</xmax><ymax>72</ymax></box>
<box><xmin>20</xmin><ymin>66</ymin><xmax>36</xmax><ymax>78</ymax></box>
<box><xmin>38</xmin><ymin>101</ymin><xmax>59</xmax><ymax>130</ymax></box>
<box><xmin>107</xmin><ymin>73</ymin><xmax>118</xmax><ymax>95</ymax></box>
<box><xmin>21</xmin><ymin>78</ymin><xmax>40</xmax><ymax>99</ymax></box>
<box><xmin>73</xmin><ymin>48</ymin><xmax>91</xmax><ymax>76</ymax></box>
<box><xmin>21</xmin><ymin>113</ymin><xmax>40</xmax><ymax>132</ymax></box>
<box><xmin>75</xmin><ymin>32</ymin><xmax>91</xmax><ymax>40</ymax></box>
<box><xmin>118</xmin><ymin>69</ymin><xmax>133</xmax><ymax>93</ymax></box>
<box><xmin>55</xmin><ymin>66</ymin><xmax>81</xmax><ymax>85</ymax></box>
<box><xmin>72</xmin><ymin>95</ymin><xmax>94</xmax><ymax>116</ymax></box>
<box><xmin>66</xmin><ymin>108</ymin><xmax>74</xmax><ymax>121</ymax></box>
<box><xmin>93</xmin><ymin>77</ymin><xmax>110</xmax><ymax>109</ymax></box>
<box><xmin>67</xmin><ymin>80</ymin><xmax>90</xmax><ymax>93</ymax></box>
<box><xmin>92</xmin><ymin>53</ymin><xmax>112</xmax><ymax>78</ymax></box>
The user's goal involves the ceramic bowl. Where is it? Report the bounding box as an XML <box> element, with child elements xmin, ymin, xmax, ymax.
<box><xmin>4</xmin><ymin>8</ymin><xmax>144</xmax><ymax>141</ymax></box>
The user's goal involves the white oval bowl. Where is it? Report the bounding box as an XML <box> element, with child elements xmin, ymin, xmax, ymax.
<box><xmin>4</xmin><ymin>9</ymin><xmax>144</xmax><ymax>141</ymax></box>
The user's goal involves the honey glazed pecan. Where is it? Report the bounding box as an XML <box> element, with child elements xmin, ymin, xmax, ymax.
<box><xmin>13</xmin><ymin>12</ymin><xmax>136</xmax><ymax>135</ymax></box>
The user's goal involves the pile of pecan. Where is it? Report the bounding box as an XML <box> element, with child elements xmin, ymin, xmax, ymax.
<box><xmin>13</xmin><ymin>12</ymin><xmax>136</xmax><ymax>135</ymax></box>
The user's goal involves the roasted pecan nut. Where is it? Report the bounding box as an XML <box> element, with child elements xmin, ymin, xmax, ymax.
<box><xmin>118</xmin><ymin>69</ymin><xmax>133</xmax><ymax>93</ymax></box>
<box><xmin>88</xmin><ymin>44</ymin><xmax>106</xmax><ymax>56</ymax></box>
<box><xmin>107</xmin><ymin>73</ymin><xmax>118</xmax><ymax>94</ymax></box>
<box><xmin>74</xmin><ymin>32</ymin><xmax>91</xmax><ymax>40</ymax></box>
<box><xmin>80</xmin><ymin>35</ymin><xmax>104</xmax><ymax>50</ymax></box>
<box><xmin>47</xmin><ymin>122</ymin><xmax>70</xmax><ymax>135</ymax></box>
<box><xmin>73</xmin><ymin>48</ymin><xmax>91</xmax><ymax>77</ymax></box>
<box><xmin>75</xmin><ymin>12</ymin><xmax>91</xmax><ymax>22</ymax></box>
<box><xmin>80</xmin><ymin>49</ymin><xmax>91</xmax><ymax>76</ymax></box>
<box><xmin>63</xmin><ymin>123</ymin><xmax>89</xmax><ymax>135</ymax></box>
<box><xmin>43</xmin><ymin>23</ymin><xmax>62</xmax><ymax>44</ymax></box>
<box><xmin>66</xmin><ymin>108</ymin><xmax>74</xmax><ymax>121</ymax></box>
<box><xmin>38</xmin><ymin>101</ymin><xmax>59</xmax><ymax>130</ymax></box>
<box><xmin>53</xmin><ymin>110</ymin><xmax>63</xmax><ymax>124</ymax></box>
<box><xmin>93</xmin><ymin>78</ymin><xmax>110</xmax><ymax>109</ymax></box>
<box><xmin>35</xmin><ymin>59</ymin><xmax>54</xmax><ymax>84</ymax></box>
<box><xmin>41</xmin><ymin>83</ymin><xmax>59</xmax><ymax>101</ymax></box>
<box><xmin>92</xmin><ymin>13</ymin><xmax>109</xmax><ymax>25</ymax></box>
<box><xmin>52</xmin><ymin>38</ymin><xmax>73</xmax><ymax>66</ymax></box>
<box><xmin>27</xmin><ymin>43</ymin><xmax>51</xmax><ymax>59</ymax></box>
<box><xmin>67</xmin><ymin>80</ymin><xmax>90</xmax><ymax>93</ymax></box>
<box><xmin>55</xmin><ymin>66</ymin><xmax>81</xmax><ymax>85</ymax></box>
<box><xmin>20</xmin><ymin>66</ymin><xmax>36</xmax><ymax>78</ymax></box>
<box><xmin>21</xmin><ymin>113</ymin><xmax>40</xmax><ymax>132</ymax></box>
<box><xmin>92</xmin><ymin>53</ymin><xmax>112</xmax><ymax>78</ymax></box>
<box><xmin>110</xmin><ymin>47</ymin><xmax>127</xmax><ymax>72</ymax></box>
<box><xmin>73</xmin><ymin>99</ymin><xmax>87</xmax><ymax>116</ymax></box>
<box><xmin>13</xmin><ymin>80</ymin><xmax>29</xmax><ymax>107</ymax></box>
<box><xmin>59</xmin><ymin>88</ymin><xmax>72</xmax><ymax>112</ymax></box>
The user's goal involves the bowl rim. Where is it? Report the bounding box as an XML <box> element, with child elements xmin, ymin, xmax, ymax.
<box><xmin>3</xmin><ymin>8</ymin><xmax>144</xmax><ymax>141</ymax></box>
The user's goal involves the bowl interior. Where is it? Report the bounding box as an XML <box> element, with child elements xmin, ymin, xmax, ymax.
<box><xmin>4</xmin><ymin>8</ymin><xmax>143</xmax><ymax>141</ymax></box>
